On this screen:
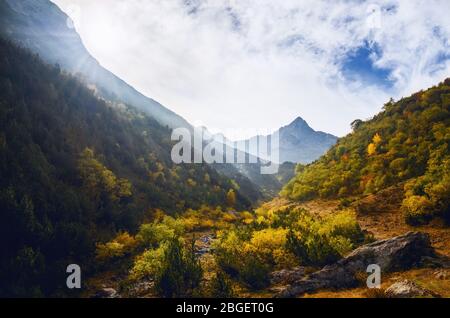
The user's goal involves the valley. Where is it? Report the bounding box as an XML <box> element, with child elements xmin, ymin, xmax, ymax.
<box><xmin>84</xmin><ymin>191</ymin><xmax>450</xmax><ymax>299</ymax></box>
<box><xmin>0</xmin><ymin>0</ymin><xmax>448</xmax><ymax>300</ymax></box>
<box><xmin>81</xmin><ymin>79</ymin><xmax>450</xmax><ymax>299</ymax></box>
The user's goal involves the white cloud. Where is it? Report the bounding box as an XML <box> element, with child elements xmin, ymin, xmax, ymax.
<box><xmin>52</xmin><ymin>0</ymin><xmax>450</xmax><ymax>138</ymax></box>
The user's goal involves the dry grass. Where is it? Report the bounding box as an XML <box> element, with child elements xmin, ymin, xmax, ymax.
<box><xmin>301</xmin><ymin>268</ymin><xmax>450</xmax><ymax>298</ymax></box>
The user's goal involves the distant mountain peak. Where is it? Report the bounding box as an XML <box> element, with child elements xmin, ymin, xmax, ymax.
<box><xmin>235</xmin><ymin>116</ymin><xmax>337</xmax><ymax>164</ymax></box>
<box><xmin>284</xmin><ymin>116</ymin><xmax>314</xmax><ymax>132</ymax></box>
<box><xmin>277</xmin><ymin>116</ymin><xmax>337</xmax><ymax>163</ymax></box>
<box><xmin>290</xmin><ymin>116</ymin><xmax>308</xmax><ymax>126</ymax></box>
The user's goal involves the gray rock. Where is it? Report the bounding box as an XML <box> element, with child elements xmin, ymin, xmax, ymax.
<box><xmin>385</xmin><ymin>280</ymin><xmax>439</xmax><ymax>298</ymax></box>
<box><xmin>95</xmin><ymin>287</ymin><xmax>119</xmax><ymax>298</ymax></box>
<box><xmin>270</xmin><ymin>267</ymin><xmax>308</xmax><ymax>285</ymax></box>
<box><xmin>195</xmin><ymin>234</ymin><xmax>215</xmax><ymax>256</ymax></box>
<box><xmin>420</xmin><ymin>255</ymin><xmax>450</xmax><ymax>268</ymax></box>
<box><xmin>276</xmin><ymin>232</ymin><xmax>435</xmax><ymax>298</ymax></box>
<box><xmin>127</xmin><ymin>279</ymin><xmax>154</xmax><ymax>297</ymax></box>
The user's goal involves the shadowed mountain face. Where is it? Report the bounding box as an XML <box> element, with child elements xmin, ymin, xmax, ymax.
<box><xmin>237</xmin><ymin>117</ymin><xmax>338</xmax><ymax>164</ymax></box>
<box><xmin>0</xmin><ymin>0</ymin><xmax>191</xmax><ymax>129</ymax></box>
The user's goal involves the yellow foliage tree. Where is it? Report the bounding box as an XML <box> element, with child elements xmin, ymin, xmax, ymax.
<box><xmin>129</xmin><ymin>243</ymin><xmax>167</xmax><ymax>280</ymax></box>
<box><xmin>243</xmin><ymin>228</ymin><xmax>297</xmax><ymax>269</ymax></box>
<box><xmin>78</xmin><ymin>148</ymin><xmax>132</xmax><ymax>202</ymax></box>
<box><xmin>226</xmin><ymin>189</ymin><xmax>236</xmax><ymax>207</ymax></box>
<box><xmin>367</xmin><ymin>143</ymin><xmax>377</xmax><ymax>156</ymax></box>
<box><xmin>240</xmin><ymin>211</ymin><xmax>254</xmax><ymax>224</ymax></box>
<box><xmin>372</xmin><ymin>133</ymin><xmax>382</xmax><ymax>144</ymax></box>
<box><xmin>187</xmin><ymin>178</ymin><xmax>197</xmax><ymax>187</ymax></box>
<box><xmin>95</xmin><ymin>231</ymin><xmax>137</xmax><ymax>262</ymax></box>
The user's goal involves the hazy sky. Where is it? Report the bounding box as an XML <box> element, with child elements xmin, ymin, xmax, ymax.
<box><xmin>52</xmin><ymin>0</ymin><xmax>450</xmax><ymax>138</ymax></box>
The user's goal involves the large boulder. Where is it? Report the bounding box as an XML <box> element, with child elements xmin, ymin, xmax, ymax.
<box><xmin>385</xmin><ymin>280</ymin><xmax>440</xmax><ymax>298</ymax></box>
<box><xmin>277</xmin><ymin>232</ymin><xmax>436</xmax><ymax>297</ymax></box>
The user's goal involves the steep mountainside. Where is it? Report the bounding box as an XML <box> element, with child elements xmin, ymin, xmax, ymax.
<box><xmin>0</xmin><ymin>39</ymin><xmax>257</xmax><ymax>296</ymax></box>
<box><xmin>0</xmin><ymin>0</ymin><xmax>190</xmax><ymax>129</ymax></box>
<box><xmin>282</xmin><ymin>79</ymin><xmax>450</xmax><ymax>225</ymax></box>
<box><xmin>0</xmin><ymin>0</ymin><xmax>291</xmax><ymax>198</ymax></box>
<box><xmin>237</xmin><ymin>117</ymin><xmax>338</xmax><ymax>164</ymax></box>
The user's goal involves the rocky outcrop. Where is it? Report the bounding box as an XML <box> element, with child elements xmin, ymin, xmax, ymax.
<box><xmin>270</xmin><ymin>267</ymin><xmax>308</xmax><ymax>285</ymax></box>
<box><xmin>385</xmin><ymin>280</ymin><xmax>440</xmax><ymax>298</ymax></box>
<box><xmin>276</xmin><ymin>232</ymin><xmax>436</xmax><ymax>298</ymax></box>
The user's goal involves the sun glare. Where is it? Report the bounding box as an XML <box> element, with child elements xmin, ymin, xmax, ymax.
<box><xmin>57</xmin><ymin>1</ymin><xmax>120</xmax><ymax>65</ymax></box>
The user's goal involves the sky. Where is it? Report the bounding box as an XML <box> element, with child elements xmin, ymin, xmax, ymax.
<box><xmin>51</xmin><ymin>0</ymin><xmax>450</xmax><ymax>139</ymax></box>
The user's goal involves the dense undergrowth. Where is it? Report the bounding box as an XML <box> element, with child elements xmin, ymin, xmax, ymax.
<box><xmin>95</xmin><ymin>203</ymin><xmax>371</xmax><ymax>297</ymax></box>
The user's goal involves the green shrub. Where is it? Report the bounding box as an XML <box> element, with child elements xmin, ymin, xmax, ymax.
<box><xmin>238</xmin><ymin>256</ymin><xmax>270</xmax><ymax>290</ymax></box>
<box><xmin>155</xmin><ymin>237</ymin><xmax>203</xmax><ymax>298</ymax></box>
<box><xmin>286</xmin><ymin>230</ymin><xmax>341</xmax><ymax>266</ymax></box>
<box><xmin>321</xmin><ymin>210</ymin><xmax>365</xmax><ymax>244</ymax></box>
<box><xmin>426</xmin><ymin>175</ymin><xmax>450</xmax><ymax>225</ymax></box>
<box><xmin>129</xmin><ymin>243</ymin><xmax>167</xmax><ymax>280</ymax></box>
<box><xmin>242</xmin><ymin>228</ymin><xmax>297</xmax><ymax>269</ymax></box>
<box><xmin>338</xmin><ymin>197</ymin><xmax>352</xmax><ymax>208</ymax></box>
<box><xmin>286</xmin><ymin>210</ymin><xmax>364</xmax><ymax>266</ymax></box>
<box><xmin>209</xmin><ymin>271</ymin><xmax>234</xmax><ymax>298</ymax></box>
<box><xmin>136</xmin><ymin>216</ymin><xmax>184</xmax><ymax>248</ymax></box>
<box><xmin>213</xmin><ymin>229</ymin><xmax>272</xmax><ymax>290</ymax></box>
<box><xmin>95</xmin><ymin>231</ymin><xmax>138</xmax><ymax>263</ymax></box>
<box><xmin>402</xmin><ymin>195</ymin><xmax>434</xmax><ymax>225</ymax></box>
<box><xmin>212</xmin><ymin>229</ymin><xmax>249</xmax><ymax>277</ymax></box>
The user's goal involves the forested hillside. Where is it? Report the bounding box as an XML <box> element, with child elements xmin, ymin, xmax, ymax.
<box><xmin>282</xmin><ymin>79</ymin><xmax>450</xmax><ymax>225</ymax></box>
<box><xmin>0</xmin><ymin>38</ymin><xmax>256</xmax><ymax>296</ymax></box>
<box><xmin>0</xmin><ymin>0</ymin><xmax>191</xmax><ymax>129</ymax></box>
<box><xmin>0</xmin><ymin>0</ymin><xmax>294</xmax><ymax>200</ymax></box>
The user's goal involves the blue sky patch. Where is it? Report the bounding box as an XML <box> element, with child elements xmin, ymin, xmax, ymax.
<box><xmin>341</xmin><ymin>42</ymin><xmax>395</xmax><ymax>90</ymax></box>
